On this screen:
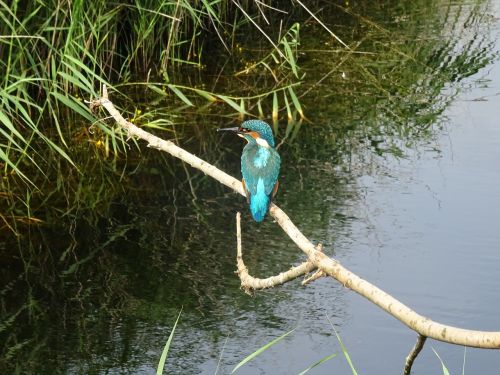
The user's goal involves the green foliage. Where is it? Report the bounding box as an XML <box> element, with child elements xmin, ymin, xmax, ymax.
<box><xmin>0</xmin><ymin>0</ymin><xmax>108</xmax><ymax>184</ymax></box>
<box><xmin>145</xmin><ymin>81</ymin><xmax>303</xmax><ymax>119</ymax></box>
<box><xmin>327</xmin><ymin>315</ymin><xmax>358</xmax><ymax>375</ymax></box>
<box><xmin>153</xmin><ymin>320</ymin><xmax>350</xmax><ymax>374</ymax></box>
<box><xmin>0</xmin><ymin>0</ymin><xmax>306</xmax><ymax>191</ymax></box>
<box><xmin>432</xmin><ymin>346</ymin><xmax>468</xmax><ymax>375</ymax></box>
<box><xmin>298</xmin><ymin>353</ymin><xmax>338</xmax><ymax>375</ymax></box>
<box><xmin>432</xmin><ymin>348</ymin><xmax>451</xmax><ymax>375</ymax></box>
<box><xmin>157</xmin><ymin>308</ymin><xmax>183</xmax><ymax>375</ymax></box>
<box><xmin>231</xmin><ymin>328</ymin><xmax>296</xmax><ymax>373</ymax></box>
<box><xmin>154</xmin><ymin>323</ymin><xmax>339</xmax><ymax>374</ymax></box>
<box><xmin>235</xmin><ymin>22</ymin><xmax>301</xmax><ymax>79</ymax></box>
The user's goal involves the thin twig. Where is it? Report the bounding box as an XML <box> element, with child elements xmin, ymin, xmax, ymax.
<box><xmin>403</xmin><ymin>334</ymin><xmax>427</xmax><ymax>375</ymax></box>
<box><xmin>302</xmin><ymin>269</ymin><xmax>326</xmax><ymax>285</ymax></box>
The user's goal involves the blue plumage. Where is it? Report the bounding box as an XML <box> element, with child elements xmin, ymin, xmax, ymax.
<box><xmin>249</xmin><ymin>178</ymin><xmax>269</xmax><ymax>222</ymax></box>
<box><xmin>218</xmin><ymin>120</ymin><xmax>281</xmax><ymax>222</ymax></box>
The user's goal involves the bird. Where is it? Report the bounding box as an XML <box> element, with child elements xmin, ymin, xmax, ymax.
<box><xmin>218</xmin><ymin>120</ymin><xmax>281</xmax><ymax>222</ymax></box>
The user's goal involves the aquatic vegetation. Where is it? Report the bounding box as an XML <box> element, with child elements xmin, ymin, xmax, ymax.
<box><xmin>0</xmin><ymin>2</ymin><xmax>308</xmax><ymax>189</ymax></box>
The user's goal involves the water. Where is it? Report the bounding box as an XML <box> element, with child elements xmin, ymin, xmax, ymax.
<box><xmin>2</xmin><ymin>1</ymin><xmax>500</xmax><ymax>374</ymax></box>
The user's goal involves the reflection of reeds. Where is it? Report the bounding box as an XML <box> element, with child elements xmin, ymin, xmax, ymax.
<box><xmin>291</xmin><ymin>0</ymin><xmax>495</xmax><ymax>161</ymax></box>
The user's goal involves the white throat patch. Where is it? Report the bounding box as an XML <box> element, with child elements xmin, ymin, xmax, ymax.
<box><xmin>256</xmin><ymin>137</ymin><xmax>270</xmax><ymax>148</ymax></box>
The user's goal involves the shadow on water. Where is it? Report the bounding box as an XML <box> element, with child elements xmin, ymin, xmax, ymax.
<box><xmin>1</xmin><ymin>1</ymin><xmax>498</xmax><ymax>373</ymax></box>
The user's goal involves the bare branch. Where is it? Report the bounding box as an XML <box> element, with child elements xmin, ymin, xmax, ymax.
<box><xmin>269</xmin><ymin>204</ymin><xmax>500</xmax><ymax>348</ymax></box>
<box><xmin>302</xmin><ymin>269</ymin><xmax>326</xmax><ymax>285</ymax></box>
<box><xmin>236</xmin><ymin>212</ymin><xmax>316</xmax><ymax>294</ymax></box>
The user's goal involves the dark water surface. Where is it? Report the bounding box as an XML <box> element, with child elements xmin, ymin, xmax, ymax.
<box><xmin>2</xmin><ymin>1</ymin><xmax>500</xmax><ymax>374</ymax></box>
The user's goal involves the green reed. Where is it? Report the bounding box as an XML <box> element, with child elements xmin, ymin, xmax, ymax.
<box><xmin>0</xmin><ymin>1</ymin><xmax>307</xmax><ymax>188</ymax></box>
<box><xmin>0</xmin><ymin>0</ymin><xmax>314</xmax><ymax>232</ymax></box>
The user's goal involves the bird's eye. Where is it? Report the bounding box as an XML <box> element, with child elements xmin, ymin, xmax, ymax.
<box><xmin>239</xmin><ymin>127</ymin><xmax>249</xmax><ymax>133</ymax></box>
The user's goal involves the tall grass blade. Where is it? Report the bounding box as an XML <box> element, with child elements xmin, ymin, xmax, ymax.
<box><xmin>193</xmin><ymin>88</ymin><xmax>217</xmax><ymax>102</ymax></box>
<box><xmin>0</xmin><ymin>125</ymin><xmax>24</xmax><ymax>150</ymax></box>
<box><xmin>462</xmin><ymin>346</ymin><xmax>467</xmax><ymax>375</ymax></box>
<box><xmin>37</xmin><ymin>135</ymin><xmax>77</xmax><ymax>168</ymax></box>
<box><xmin>239</xmin><ymin>98</ymin><xmax>245</xmax><ymax>120</ymax></box>
<box><xmin>50</xmin><ymin>91</ymin><xmax>95</xmax><ymax>123</ymax></box>
<box><xmin>326</xmin><ymin>315</ymin><xmax>358</xmax><ymax>375</ymax></box>
<box><xmin>283</xmin><ymin>90</ymin><xmax>292</xmax><ymax>121</ymax></box>
<box><xmin>0</xmin><ymin>110</ymin><xmax>28</xmax><ymax>145</ymax></box>
<box><xmin>147</xmin><ymin>85</ymin><xmax>168</xmax><ymax>97</ymax></box>
<box><xmin>59</xmin><ymin>62</ymin><xmax>97</xmax><ymax>95</ymax></box>
<box><xmin>156</xmin><ymin>308</ymin><xmax>183</xmax><ymax>375</ymax></box>
<box><xmin>293</xmin><ymin>0</ymin><xmax>349</xmax><ymax>48</ymax></box>
<box><xmin>167</xmin><ymin>84</ymin><xmax>194</xmax><ymax>106</ymax></box>
<box><xmin>218</xmin><ymin>95</ymin><xmax>249</xmax><ymax>114</ymax></box>
<box><xmin>432</xmin><ymin>348</ymin><xmax>451</xmax><ymax>375</ymax></box>
<box><xmin>272</xmin><ymin>91</ymin><xmax>279</xmax><ymax>121</ymax></box>
<box><xmin>282</xmin><ymin>38</ymin><xmax>298</xmax><ymax>77</ymax></box>
<box><xmin>287</xmin><ymin>86</ymin><xmax>304</xmax><ymax>118</ymax></box>
<box><xmin>257</xmin><ymin>99</ymin><xmax>264</xmax><ymax>118</ymax></box>
<box><xmin>231</xmin><ymin>328</ymin><xmax>296</xmax><ymax>373</ymax></box>
<box><xmin>231</xmin><ymin>0</ymin><xmax>286</xmax><ymax>61</ymax></box>
<box><xmin>298</xmin><ymin>353</ymin><xmax>337</xmax><ymax>375</ymax></box>
<box><xmin>200</xmin><ymin>0</ymin><xmax>229</xmax><ymax>52</ymax></box>
<box><xmin>0</xmin><ymin>148</ymin><xmax>32</xmax><ymax>185</ymax></box>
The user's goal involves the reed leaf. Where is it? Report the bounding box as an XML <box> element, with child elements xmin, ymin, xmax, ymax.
<box><xmin>0</xmin><ymin>109</ymin><xmax>28</xmax><ymax>145</ymax></box>
<box><xmin>167</xmin><ymin>84</ymin><xmax>194</xmax><ymax>106</ymax></box>
<box><xmin>326</xmin><ymin>315</ymin><xmax>358</xmax><ymax>375</ymax></box>
<box><xmin>272</xmin><ymin>91</ymin><xmax>279</xmax><ymax>121</ymax></box>
<box><xmin>193</xmin><ymin>88</ymin><xmax>217</xmax><ymax>102</ymax></box>
<box><xmin>231</xmin><ymin>328</ymin><xmax>295</xmax><ymax>373</ymax></box>
<box><xmin>217</xmin><ymin>95</ymin><xmax>250</xmax><ymax>115</ymax></box>
<box><xmin>157</xmin><ymin>308</ymin><xmax>183</xmax><ymax>375</ymax></box>
<box><xmin>283</xmin><ymin>90</ymin><xmax>292</xmax><ymax>121</ymax></box>
<box><xmin>287</xmin><ymin>86</ymin><xmax>304</xmax><ymax>118</ymax></box>
<box><xmin>50</xmin><ymin>91</ymin><xmax>95</xmax><ymax>123</ymax></box>
<box><xmin>298</xmin><ymin>353</ymin><xmax>337</xmax><ymax>375</ymax></box>
<box><xmin>432</xmin><ymin>348</ymin><xmax>451</xmax><ymax>375</ymax></box>
<box><xmin>0</xmin><ymin>147</ymin><xmax>32</xmax><ymax>184</ymax></box>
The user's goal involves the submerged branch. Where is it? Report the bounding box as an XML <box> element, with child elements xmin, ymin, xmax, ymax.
<box><xmin>90</xmin><ymin>86</ymin><xmax>500</xmax><ymax>353</ymax></box>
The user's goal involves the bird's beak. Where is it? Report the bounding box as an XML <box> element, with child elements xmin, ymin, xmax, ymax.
<box><xmin>217</xmin><ymin>126</ymin><xmax>240</xmax><ymax>133</ymax></box>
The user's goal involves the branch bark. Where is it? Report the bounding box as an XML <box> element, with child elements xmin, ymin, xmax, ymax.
<box><xmin>90</xmin><ymin>86</ymin><xmax>500</xmax><ymax>353</ymax></box>
<box><xmin>404</xmin><ymin>334</ymin><xmax>427</xmax><ymax>375</ymax></box>
<box><xmin>236</xmin><ymin>212</ymin><xmax>316</xmax><ymax>295</ymax></box>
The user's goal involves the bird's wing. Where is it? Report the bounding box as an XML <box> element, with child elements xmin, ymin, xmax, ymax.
<box><xmin>241</xmin><ymin>147</ymin><xmax>280</xmax><ymax>197</ymax></box>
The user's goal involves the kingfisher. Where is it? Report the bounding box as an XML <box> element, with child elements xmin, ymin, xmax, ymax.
<box><xmin>218</xmin><ymin>120</ymin><xmax>281</xmax><ymax>222</ymax></box>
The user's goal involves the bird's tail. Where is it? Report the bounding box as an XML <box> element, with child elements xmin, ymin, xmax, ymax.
<box><xmin>249</xmin><ymin>190</ymin><xmax>270</xmax><ymax>222</ymax></box>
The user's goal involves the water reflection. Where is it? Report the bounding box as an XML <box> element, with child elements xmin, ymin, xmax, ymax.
<box><xmin>1</xmin><ymin>1</ymin><xmax>499</xmax><ymax>374</ymax></box>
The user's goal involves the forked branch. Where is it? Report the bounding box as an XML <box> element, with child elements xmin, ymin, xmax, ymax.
<box><xmin>236</xmin><ymin>212</ymin><xmax>315</xmax><ymax>294</ymax></box>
